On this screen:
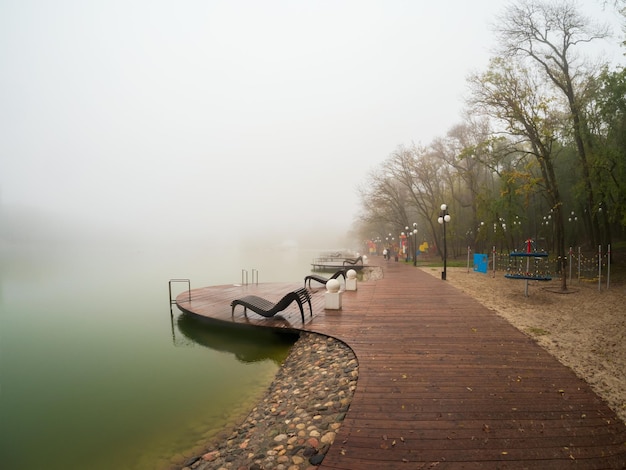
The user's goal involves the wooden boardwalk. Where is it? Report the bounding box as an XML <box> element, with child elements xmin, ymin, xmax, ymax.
<box><xmin>176</xmin><ymin>262</ymin><xmax>626</xmax><ymax>469</ymax></box>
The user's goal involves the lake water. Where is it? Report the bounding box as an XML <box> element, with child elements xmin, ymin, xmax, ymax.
<box><xmin>0</xmin><ymin>239</ymin><xmax>331</xmax><ymax>469</ymax></box>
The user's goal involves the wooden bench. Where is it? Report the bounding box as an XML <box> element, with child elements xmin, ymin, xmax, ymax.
<box><xmin>304</xmin><ymin>269</ymin><xmax>346</xmax><ymax>288</ymax></box>
<box><xmin>230</xmin><ymin>288</ymin><xmax>313</xmax><ymax>322</ymax></box>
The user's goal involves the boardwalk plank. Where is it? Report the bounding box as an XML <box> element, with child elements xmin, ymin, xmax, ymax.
<box><xmin>175</xmin><ymin>261</ymin><xmax>626</xmax><ymax>468</ymax></box>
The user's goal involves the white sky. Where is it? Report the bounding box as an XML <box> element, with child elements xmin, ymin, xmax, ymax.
<box><xmin>1</xmin><ymin>0</ymin><xmax>623</xmax><ymax>247</ymax></box>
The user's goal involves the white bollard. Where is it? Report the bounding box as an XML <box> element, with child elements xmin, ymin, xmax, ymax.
<box><xmin>324</xmin><ymin>278</ymin><xmax>343</xmax><ymax>310</ymax></box>
<box><xmin>346</xmin><ymin>269</ymin><xmax>358</xmax><ymax>291</ymax></box>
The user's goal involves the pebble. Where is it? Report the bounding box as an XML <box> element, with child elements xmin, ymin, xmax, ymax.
<box><xmin>184</xmin><ymin>332</ymin><xmax>358</xmax><ymax>470</ymax></box>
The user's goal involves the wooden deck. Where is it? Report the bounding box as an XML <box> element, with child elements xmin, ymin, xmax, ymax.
<box><xmin>176</xmin><ymin>262</ymin><xmax>626</xmax><ymax>469</ymax></box>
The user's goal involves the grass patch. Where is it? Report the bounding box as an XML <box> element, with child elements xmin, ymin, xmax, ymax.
<box><xmin>526</xmin><ymin>327</ymin><xmax>550</xmax><ymax>336</ymax></box>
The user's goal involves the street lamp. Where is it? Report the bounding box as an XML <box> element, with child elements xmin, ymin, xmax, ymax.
<box><xmin>438</xmin><ymin>203</ymin><xmax>451</xmax><ymax>280</ymax></box>
<box><xmin>568</xmin><ymin>211</ymin><xmax>578</xmax><ymax>246</ymax></box>
<box><xmin>405</xmin><ymin>226</ymin><xmax>410</xmax><ymax>262</ymax></box>
<box><xmin>412</xmin><ymin>222</ymin><xmax>418</xmax><ymax>267</ymax></box>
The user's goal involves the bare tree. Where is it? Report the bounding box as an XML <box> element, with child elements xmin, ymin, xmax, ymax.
<box><xmin>357</xmin><ymin>145</ymin><xmax>452</xmax><ymax>260</ymax></box>
<box><xmin>386</xmin><ymin>145</ymin><xmax>449</xmax><ymax>257</ymax></box>
<box><xmin>494</xmin><ymin>0</ymin><xmax>611</xmax><ymax>247</ymax></box>
<box><xmin>430</xmin><ymin>119</ymin><xmax>498</xmax><ymax>249</ymax></box>
<box><xmin>358</xmin><ymin>168</ymin><xmax>407</xmax><ymax>232</ymax></box>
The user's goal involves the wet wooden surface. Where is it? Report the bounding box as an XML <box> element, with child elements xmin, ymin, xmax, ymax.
<box><xmin>176</xmin><ymin>261</ymin><xmax>626</xmax><ymax>469</ymax></box>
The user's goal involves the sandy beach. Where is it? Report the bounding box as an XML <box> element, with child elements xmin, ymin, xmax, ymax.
<box><xmin>422</xmin><ymin>266</ymin><xmax>626</xmax><ymax>425</ymax></box>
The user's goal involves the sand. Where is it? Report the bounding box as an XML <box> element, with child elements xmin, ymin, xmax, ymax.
<box><xmin>420</xmin><ymin>266</ymin><xmax>626</xmax><ymax>425</ymax></box>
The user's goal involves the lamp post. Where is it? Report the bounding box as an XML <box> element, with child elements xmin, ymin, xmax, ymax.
<box><xmin>412</xmin><ymin>223</ymin><xmax>418</xmax><ymax>266</ymax></box>
<box><xmin>403</xmin><ymin>226</ymin><xmax>409</xmax><ymax>262</ymax></box>
<box><xmin>512</xmin><ymin>216</ymin><xmax>521</xmax><ymax>248</ymax></box>
<box><xmin>568</xmin><ymin>211</ymin><xmax>578</xmax><ymax>247</ymax></box>
<box><xmin>438</xmin><ymin>204</ymin><xmax>451</xmax><ymax>280</ymax></box>
<box><xmin>542</xmin><ymin>211</ymin><xmax>553</xmax><ymax>252</ymax></box>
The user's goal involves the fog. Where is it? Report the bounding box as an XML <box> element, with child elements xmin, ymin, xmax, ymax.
<box><xmin>1</xmin><ymin>1</ymin><xmax>622</xmax><ymax>251</ymax></box>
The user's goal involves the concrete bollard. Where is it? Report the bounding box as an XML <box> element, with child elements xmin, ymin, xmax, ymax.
<box><xmin>346</xmin><ymin>269</ymin><xmax>357</xmax><ymax>291</ymax></box>
<box><xmin>324</xmin><ymin>278</ymin><xmax>343</xmax><ymax>310</ymax></box>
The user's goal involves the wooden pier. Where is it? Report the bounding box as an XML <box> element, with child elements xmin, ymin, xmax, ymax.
<box><xmin>176</xmin><ymin>262</ymin><xmax>626</xmax><ymax>469</ymax></box>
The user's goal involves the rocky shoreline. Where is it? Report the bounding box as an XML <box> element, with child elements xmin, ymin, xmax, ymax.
<box><xmin>181</xmin><ymin>333</ymin><xmax>358</xmax><ymax>470</ymax></box>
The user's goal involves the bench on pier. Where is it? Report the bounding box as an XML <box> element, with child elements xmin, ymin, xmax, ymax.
<box><xmin>304</xmin><ymin>269</ymin><xmax>346</xmax><ymax>288</ymax></box>
<box><xmin>230</xmin><ymin>288</ymin><xmax>313</xmax><ymax>322</ymax></box>
<box><xmin>342</xmin><ymin>256</ymin><xmax>363</xmax><ymax>267</ymax></box>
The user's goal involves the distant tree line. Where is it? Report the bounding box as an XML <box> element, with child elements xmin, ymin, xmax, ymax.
<box><xmin>354</xmin><ymin>0</ymin><xmax>626</xmax><ymax>271</ymax></box>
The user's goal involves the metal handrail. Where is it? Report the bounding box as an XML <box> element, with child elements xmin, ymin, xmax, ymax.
<box><xmin>169</xmin><ymin>279</ymin><xmax>191</xmax><ymax>306</ymax></box>
<box><xmin>241</xmin><ymin>269</ymin><xmax>259</xmax><ymax>285</ymax></box>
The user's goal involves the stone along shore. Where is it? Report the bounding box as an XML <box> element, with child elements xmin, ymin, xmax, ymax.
<box><xmin>181</xmin><ymin>332</ymin><xmax>359</xmax><ymax>470</ymax></box>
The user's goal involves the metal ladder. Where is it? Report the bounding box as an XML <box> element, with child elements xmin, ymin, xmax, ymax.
<box><xmin>241</xmin><ymin>269</ymin><xmax>259</xmax><ymax>285</ymax></box>
<box><xmin>168</xmin><ymin>279</ymin><xmax>191</xmax><ymax>315</ymax></box>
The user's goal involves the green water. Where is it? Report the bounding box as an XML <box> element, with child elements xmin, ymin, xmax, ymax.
<box><xmin>0</xmin><ymin>241</ymin><xmax>316</xmax><ymax>469</ymax></box>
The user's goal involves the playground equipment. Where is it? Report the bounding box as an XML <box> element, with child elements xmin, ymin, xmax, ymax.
<box><xmin>505</xmin><ymin>239</ymin><xmax>552</xmax><ymax>296</ymax></box>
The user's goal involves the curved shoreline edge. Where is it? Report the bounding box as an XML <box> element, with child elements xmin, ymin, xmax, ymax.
<box><xmin>177</xmin><ymin>332</ymin><xmax>358</xmax><ymax>470</ymax></box>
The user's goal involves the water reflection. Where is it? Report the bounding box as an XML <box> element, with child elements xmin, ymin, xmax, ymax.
<box><xmin>176</xmin><ymin>312</ymin><xmax>299</xmax><ymax>364</ymax></box>
<box><xmin>0</xmin><ymin>240</ymin><xmax>318</xmax><ymax>469</ymax></box>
